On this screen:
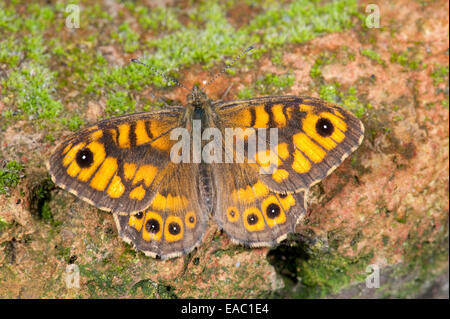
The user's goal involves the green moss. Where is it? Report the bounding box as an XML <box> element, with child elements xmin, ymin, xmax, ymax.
<box><xmin>247</xmin><ymin>0</ymin><xmax>358</xmax><ymax>47</ymax></box>
<box><xmin>390</xmin><ymin>49</ymin><xmax>424</xmax><ymax>70</ymax></box>
<box><xmin>40</xmin><ymin>201</ymin><xmax>53</xmax><ymax>223</ymax></box>
<box><xmin>82</xmin><ymin>0</ymin><xmax>358</xmax><ymax>97</ymax></box>
<box><xmin>270</xmin><ymin>50</ymin><xmax>284</xmax><ymax>66</ymax></box>
<box><xmin>268</xmin><ymin>238</ymin><xmax>373</xmax><ymax>298</ymax></box>
<box><xmin>360</xmin><ymin>48</ymin><xmax>384</xmax><ymax>65</ymax></box>
<box><xmin>262</xmin><ymin>72</ymin><xmax>294</xmax><ymax>89</ymax></box>
<box><xmin>380</xmin><ymin>216</ymin><xmax>449</xmax><ymax>298</ymax></box>
<box><xmin>430</xmin><ymin>64</ymin><xmax>449</xmax><ymax>86</ymax></box>
<box><xmin>319</xmin><ymin>84</ymin><xmax>340</xmax><ymax>102</ymax></box>
<box><xmin>129</xmin><ymin>279</ymin><xmax>178</xmax><ymax>299</ymax></box>
<box><xmin>3</xmin><ymin>62</ymin><xmax>63</xmax><ymax>119</ymax></box>
<box><xmin>256</xmin><ymin>72</ymin><xmax>295</xmax><ymax>94</ymax></box>
<box><xmin>319</xmin><ymin>83</ymin><xmax>366</xmax><ymax>118</ymax></box>
<box><xmin>77</xmin><ymin>260</ymin><xmax>176</xmax><ymax>298</ymax></box>
<box><xmin>297</xmin><ymin>250</ymin><xmax>372</xmax><ymax>298</ymax></box>
<box><xmin>105</xmin><ymin>91</ymin><xmax>136</xmax><ymax>117</ymax></box>
<box><xmin>129</xmin><ymin>4</ymin><xmax>181</xmax><ymax>32</ymax></box>
<box><xmin>0</xmin><ymin>3</ymin><xmax>21</xmax><ymax>33</ymax></box>
<box><xmin>309</xmin><ymin>52</ymin><xmax>336</xmax><ymax>79</ymax></box>
<box><xmin>62</xmin><ymin>115</ymin><xmax>85</xmax><ymax>131</ymax></box>
<box><xmin>237</xmin><ymin>72</ymin><xmax>295</xmax><ymax>98</ymax></box>
<box><xmin>112</xmin><ymin>22</ymin><xmax>140</xmax><ymax>53</ymax></box>
<box><xmin>44</xmin><ymin>133</ymin><xmax>55</xmax><ymax>143</ymax></box>
<box><xmin>1</xmin><ymin>0</ymin><xmax>359</xmax><ymax>124</ymax></box>
<box><xmin>237</xmin><ymin>86</ymin><xmax>256</xmax><ymax>99</ymax></box>
<box><xmin>0</xmin><ymin>160</ymin><xmax>25</xmax><ymax>195</ymax></box>
<box><xmin>0</xmin><ymin>36</ymin><xmax>21</xmax><ymax>67</ymax></box>
<box><xmin>0</xmin><ymin>217</ymin><xmax>8</xmax><ymax>232</ymax></box>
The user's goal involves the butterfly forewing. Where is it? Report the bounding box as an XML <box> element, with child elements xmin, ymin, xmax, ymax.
<box><xmin>216</xmin><ymin>96</ymin><xmax>365</xmax><ymax>192</ymax></box>
<box><xmin>48</xmin><ymin>110</ymin><xmax>183</xmax><ymax>214</ymax></box>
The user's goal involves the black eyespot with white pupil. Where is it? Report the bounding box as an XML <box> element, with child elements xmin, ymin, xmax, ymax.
<box><xmin>316</xmin><ymin>118</ymin><xmax>334</xmax><ymax>137</ymax></box>
<box><xmin>266</xmin><ymin>203</ymin><xmax>281</xmax><ymax>219</ymax></box>
<box><xmin>135</xmin><ymin>212</ymin><xmax>144</xmax><ymax>219</ymax></box>
<box><xmin>146</xmin><ymin>218</ymin><xmax>160</xmax><ymax>233</ymax></box>
<box><xmin>75</xmin><ymin>148</ymin><xmax>94</xmax><ymax>168</ymax></box>
<box><xmin>168</xmin><ymin>222</ymin><xmax>181</xmax><ymax>235</ymax></box>
<box><xmin>247</xmin><ymin>213</ymin><xmax>259</xmax><ymax>225</ymax></box>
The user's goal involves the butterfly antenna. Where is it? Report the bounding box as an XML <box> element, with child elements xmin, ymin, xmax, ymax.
<box><xmin>131</xmin><ymin>58</ymin><xmax>190</xmax><ymax>92</ymax></box>
<box><xmin>200</xmin><ymin>45</ymin><xmax>255</xmax><ymax>91</ymax></box>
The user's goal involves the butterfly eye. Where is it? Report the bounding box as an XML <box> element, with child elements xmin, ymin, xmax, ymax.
<box><xmin>146</xmin><ymin>218</ymin><xmax>160</xmax><ymax>234</ymax></box>
<box><xmin>278</xmin><ymin>193</ymin><xmax>287</xmax><ymax>198</ymax></box>
<box><xmin>266</xmin><ymin>203</ymin><xmax>281</xmax><ymax>219</ymax></box>
<box><xmin>247</xmin><ymin>213</ymin><xmax>259</xmax><ymax>225</ymax></box>
<box><xmin>76</xmin><ymin>148</ymin><xmax>94</xmax><ymax>168</ymax></box>
<box><xmin>316</xmin><ymin>118</ymin><xmax>334</xmax><ymax>137</ymax></box>
<box><xmin>168</xmin><ymin>222</ymin><xmax>181</xmax><ymax>235</ymax></box>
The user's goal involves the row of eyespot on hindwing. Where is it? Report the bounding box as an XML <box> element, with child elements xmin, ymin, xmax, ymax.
<box><xmin>127</xmin><ymin>210</ymin><xmax>197</xmax><ymax>243</ymax></box>
<box><xmin>226</xmin><ymin>191</ymin><xmax>297</xmax><ymax>232</ymax></box>
<box><xmin>125</xmin><ymin>191</ymin><xmax>296</xmax><ymax>244</ymax></box>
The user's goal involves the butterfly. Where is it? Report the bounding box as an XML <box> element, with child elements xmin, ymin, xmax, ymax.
<box><xmin>47</xmin><ymin>54</ymin><xmax>365</xmax><ymax>260</ymax></box>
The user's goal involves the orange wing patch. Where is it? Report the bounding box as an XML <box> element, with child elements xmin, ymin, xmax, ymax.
<box><xmin>107</xmin><ymin>174</ymin><xmax>125</xmax><ymax>198</ymax></box>
<box><xmin>132</xmin><ymin>165</ymin><xmax>158</xmax><ymax>187</ymax></box>
<box><xmin>90</xmin><ymin>157</ymin><xmax>118</xmax><ymax>191</ymax></box>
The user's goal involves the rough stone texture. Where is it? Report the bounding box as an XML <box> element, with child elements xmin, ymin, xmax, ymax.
<box><xmin>0</xmin><ymin>0</ymin><xmax>448</xmax><ymax>298</ymax></box>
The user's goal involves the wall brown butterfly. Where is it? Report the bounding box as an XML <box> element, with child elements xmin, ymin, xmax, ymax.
<box><xmin>48</xmin><ymin>49</ymin><xmax>364</xmax><ymax>259</ymax></box>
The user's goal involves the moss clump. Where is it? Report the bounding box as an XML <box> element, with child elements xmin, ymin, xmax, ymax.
<box><xmin>129</xmin><ymin>279</ymin><xmax>178</xmax><ymax>299</ymax></box>
<box><xmin>247</xmin><ymin>0</ymin><xmax>358</xmax><ymax>47</ymax></box>
<box><xmin>237</xmin><ymin>86</ymin><xmax>256</xmax><ymax>99</ymax></box>
<box><xmin>360</xmin><ymin>48</ymin><xmax>384</xmax><ymax>65</ymax></box>
<box><xmin>390</xmin><ymin>49</ymin><xmax>423</xmax><ymax>70</ymax></box>
<box><xmin>258</xmin><ymin>72</ymin><xmax>295</xmax><ymax>93</ymax></box>
<box><xmin>105</xmin><ymin>91</ymin><xmax>136</xmax><ymax>117</ymax></box>
<box><xmin>0</xmin><ymin>217</ymin><xmax>9</xmax><ymax>232</ymax></box>
<box><xmin>111</xmin><ymin>22</ymin><xmax>140</xmax><ymax>53</ymax></box>
<box><xmin>128</xmin><ymin>4</ymin><xmax>181</xmax><ymax>32</ymax></box>
<box><xmin>380</xmin><ymin>218</ymin><xmax>449</xmax><ymax>298</ymax></box>
<box><xmin>320</xmin><ymin>84</ymin><xmax>366</xmax><ymax>118</ymax></box>
<box><xmin>61</xmin><ymin>115</ymin><xmax>85</xmax><ymax>131</ymax></box>
<box><xmin>78</xmin><ymin>261</ymin><xmax>178</xmax><ymax>298</ymax></box>
<box><xmin>268</xmin><ymin>237</ymin><xmax>373</xmax><ymax>298</ymax></box>
<box><xmin>237</xmin><ymin>72</ymin><xmax>295</xmax><ymax>98</ymax></box>
<box><xmin>430</xmin><ymin>64</ymin><xmax>449</xmax><ymax>86</ymax></box>
<box><xmin>84</xmin><ymin>0</ymin><xmax>358</xmax><ymax>97</ymax></box>
<box><xmin>0</xmin><ymin>160</ymin><xmax>25</xmax><ymax>195</ymax></box>
<box><xmin>3</xmin><ymin>62</ymin><xmax>63</xmax><ymax>119</ymax></box>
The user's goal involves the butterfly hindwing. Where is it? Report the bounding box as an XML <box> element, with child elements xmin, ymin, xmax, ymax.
<box><xmin>211</xmin><ymin>163</ymin><xmax>306</xmax><ymax>246</ymax></box>
<box><xmin>48</xmin><ymin>109</ymin><xmax>183</xmax><ymax>214</ymax></box>
<box><xmin>113</xmin><ymin>163</ymin><xmax>209</xmax><ymax>259</ymax></box>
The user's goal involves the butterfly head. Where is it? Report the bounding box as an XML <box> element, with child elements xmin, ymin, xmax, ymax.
<box><xmin>187</xmin><ymin>85</ymin><xmax>210</xmax><ymax>108</ymax></box>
